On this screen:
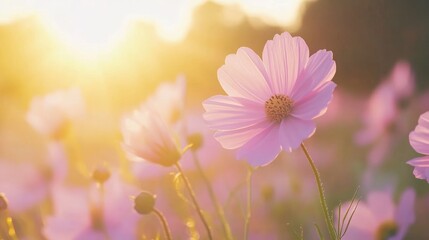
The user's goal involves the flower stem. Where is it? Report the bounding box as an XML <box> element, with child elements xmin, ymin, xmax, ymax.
<box><xmin>191</xmin><ymin>151</ymin><xmax>234</xmax><ymax>240</ymax></box>
<box><xmin>5</xmin><ymin>212</ymin><xmax>18</xmax><ymax>240</ymax></box>
<box><xmin>175</xmin><ymin>163</ymin><xmax>213</xmax><ymax>240</ymax></box>
<box><xmin>153</xmin><ymin>208</ymin><xmax>172</xmax><ymax>240</ymax></box>
<box><xmin>301</xmin><ymin>143</ymin><xmax>337</xmax><ymax>240</ymax></box>
<box><xmin>244</xmin><ymin>166</ymin><xmax>254</xmax><ymax>240</ymax></box>
<box><xmin>100</xmin><ymin>184</ymin><xmax>109</xmax><ymax>238</ymax></box>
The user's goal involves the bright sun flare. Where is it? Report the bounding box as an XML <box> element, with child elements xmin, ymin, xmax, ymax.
<box><xmin>38</xmin><ymin>1</ymin><xmax>131</xmax><ymax>57</ymax></box>
<box><xmin>0</xmin><ymin>0</ymin><xmax>307</xmax><ymax>58</ymax></box>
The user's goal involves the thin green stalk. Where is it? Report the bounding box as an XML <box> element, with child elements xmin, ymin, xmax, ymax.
<box><xmin>153</xmin><ymin>208</ymin><xmax>172</xmax><ymax>240</ymax></box>
<box><xmin>301</xmin><ymin>143</ymin><xmax>337</xmax><ymax>240</ymax></box>
<box><xmin>175</xmin><ymin>163</ymin><xmax>213</xmax><ymax>240</ymax></box>
<box><xmin>191</xmin><ymin>151</ymin><xmax>234</xmax><ymax>240</ymax></box>
<box><xmin>244</xmin><ymin>166</ymin><xmax>254</xmax><ymax>240</ymax></box>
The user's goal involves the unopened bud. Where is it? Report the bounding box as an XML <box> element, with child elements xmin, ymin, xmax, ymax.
<box><xmin>134</xmin><ymin>191</ymin><xmax>156</xmax><ymax>215</ymax></box>
<box><xmin>0</xmin><ymin>193</ymin><xmax>8</xmax><ymax>211</ymax></box>
<box><xmin>92</xmin><ymin>166</ymin><xmax>111</xmax><ymax>184</ymax></box>
<box><xmin>187</xmin><ymin>133</ymin><xmax>203</xmax><ymax>151</ymax></box>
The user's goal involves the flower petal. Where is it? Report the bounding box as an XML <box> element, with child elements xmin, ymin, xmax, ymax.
<box><xmin>203</xmin><ymin>95</ymin><xmax>265</xmax><ymax>131</ymax></box>
<box><xmin>291</xmin><ymin>50</ymin><xmax>336</xmax><ymax>101</ymax></box>
<box><xmin>279</xmin><ymin>117</ymin><xmax>316</xmax><ymax>151</ymax></box>
<box><xmin>236</xmin><ymin>124</ymin><xmax>281</xmax><ymax>166</ymax></box>
<box><xmin>291</xmin><ymin>82</ymin><xmax>336</xmax><ymax>120</ymax></box>
<box><xmin>366</xmin><ymin>191</ymin><xmax>394</xmax><ymax>222</ymax></box>
<box><xmin>218</xmin><ymin>47</ymin><xmax>272</xmax><ymax>103</ymax></box>
<box><xmin>213</xmin><ymin>120</ymin><xmax>272</xmax><ymax>149</ymax></box>
<box><xmin>393</xmin><ymin>188</ymin><xmax>415</xmax><ymax>240</ymax></box>
<box><xmin>409</xmin><ymin>111</ymin><xmax>429</xmax><ymax>155</ymax></box>
<box><xmin>407</xmin><ymin>156</ymin><xmax>429</xmax><ymax>182</ymax></box>
<box><xmin>262</xmin><ymin>32</ymin><xmax>309</xmax><ymax>95</ymax></box>
<box><xmin>341</xmin><ymin>201</ymin><xmax>377</xmax><ymax>233</ymax></box>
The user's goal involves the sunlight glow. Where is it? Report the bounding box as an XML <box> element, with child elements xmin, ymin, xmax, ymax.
<box><xmin>0</xmin><ymin>0</ymin><xmax>307</xmax><ymax>55</ymax></box>
<box><xmin>38</xmin><ymin>0</ymin><xmax>130</xmax><ymax>57</ymax></box>
<box><xmin>215</xmin><ymin>0</ymin><xmax>310</xmax><ymax>30</ymax></box>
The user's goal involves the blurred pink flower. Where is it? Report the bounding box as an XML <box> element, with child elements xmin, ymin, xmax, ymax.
<box><xmin>132</xmin><ymin>111</ymin><xmax>227</xmax><ymax>179</ymax></box>
<box><xmin>0</xmin><ymin>160</ymin><xmax>49</xmax><ymax>212</ymax></box>
<box><xmin>27</xmin><ymin>88</ymin><xmax>85</xmax><ymax>139</ymax></box>
<box><xmin>144</xmin><ymin>75</ymin><xmax>186</xmax><ymax>124</ymax></box>
<box><xmin>355</xmin><ymin>61</ymin><xmax>415</xmax><ymax>167</ymax></box>
<box><xmin>407</xmin><ymin>111</ymin><xmax>429</xmax><ymax>182</ymax></box>
<box><xmin>43</xmin><ymin>174</ymin><xmax>139</xmax><ymax>240</ymax></box>
<box><xmin>121</xmin><ymin>108</ymin><xmax>181</xmax><ymax>167</ymax></box>
<box><xmin>131</xmin><ymin>77</ymin><xmax>190</xmax><ymax>179</ymax></box>
<box><xmin>337</xmin><ymin>188</ymin><xmax>415</xmax><ymax>240</ymax></box>
<box><xmin>355</xmin><ymin>82</ymin><xmax>398</xmax><ymax>146</ymax></box>
<box><xmin>388</xmin><ymin>61</ymin><xmax>415</xmax><ymax>101</ymax></box>
<box><xmin>203</xmin><ymin>32</ymin><xmax>336</xmax><ymax>166</ymax></box>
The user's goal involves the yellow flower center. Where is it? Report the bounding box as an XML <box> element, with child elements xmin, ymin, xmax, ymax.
<box><xmin>375</xmin><ymin>221</ymin><xmax>398</xmax><ymax>240</ymax></box>
<box><xmin>265</xmin><ymin>95</ymin><xmax>294</xmax><ymax>123</ymax></box>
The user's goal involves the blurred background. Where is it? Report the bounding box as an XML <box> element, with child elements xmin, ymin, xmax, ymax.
<box><xmin>1</xmin><ymin>0</ymin><xmax>429</xmax><ymax>239</ymax></box>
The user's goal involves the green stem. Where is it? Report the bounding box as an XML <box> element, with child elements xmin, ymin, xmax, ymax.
<box><xmin>191</xmin><ymin>151</ymin><xmax>234</xmax><ymax>240</ymax></box>
<box><xmin>301</xmin><ymin>143</ymin><xmax>337</xmax><ymax>240</ymax></box>
<box><xmin>153</xmin><ymin>208</ymin><xmax>172</xmax><ymax>240</ymax></box>
<box><xmin>175</xmin><ymin>163</ymin><xmax>213</xmax><ymax>240</ymax></box>
<box><xmin>244</xmin><ymin>166</ymin><xmax>254</xmax><ymax>240</ymax></box>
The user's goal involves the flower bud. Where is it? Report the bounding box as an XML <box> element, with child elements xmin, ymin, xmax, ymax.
<box><xmin>0</xmin><ymin>193</ymin><xmax>8</xmax><ymax>211</ymax></box>
<box><xmin>92</xmin><ymin>166</ymin><xmax>111</xmax><ymax>184</ymax></box>
<box><xmin>134</xmin><ymin>191</ymin><xmax>156</xmax><ymax>215</ymax></box>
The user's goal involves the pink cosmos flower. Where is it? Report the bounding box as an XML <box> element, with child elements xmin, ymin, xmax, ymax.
<box><xmin>121</xmin><ymin>108</ymin><xmax>181</xmax><ymax>167</ymax></box>
<box><xmin>388</xmin><ymin>61</ymin><xmax>415</xmax><ymax>101</ymax></box>
<box><xmin>144</xmin><ymin>75</ymin><xmax>186</xmax><ymax>124</ymax></box>
<box><xmin>130</xmin><ymin>76</ymin><xmax>189</xmax><ymax>179</ymax></box>
<box><xmin>355</xmin><ymin>82</ymin><xmax>398</xmax><ymax>147</ymax></box>
<box><xmin>132</xmin><ymin>111</ymin><xmax>225</xmax><ymax>179</ymax></box>
<box><xmin>355</xmin><ymin>61</ymin><xmax>415</xmax><ymax>167</ymax></box>
<box><xmin>43</xmin><ymin>174</ymin><xmax>139</xmax><ymax>239</ymax></box>
<box><xmin>203</xmin><ymin>32</ymin><xmax>336</xmax><ymax>166</ymax></box>
<box><xmin>27</xmin><ymin>88</ymin><xmax>85</xmax><ymax>139</ymax></box>
<box><xmin>407</xmin><ymin>111</ymin><xmax>429</xmax><ymax>182</ymax></box>
<box><xmin>0</xmin><ymin>160</ymin><xmax>49</xmax><ymax>212</ymax></box>
<box><xmin>336</xmin><ymin>188</ymin><xmax>415</xmax><ymax>240</ymax></box>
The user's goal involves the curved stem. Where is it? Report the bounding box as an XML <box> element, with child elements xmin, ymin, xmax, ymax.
<box><xmin>175</xmin><ymin>163</ymin><xmax>213</xmax><ymax>240</ymax></box>
<box><xmin>301</xmin><ymin>143</ymin><xmax>337</xmax><ymax>240</ymax></box>
<box><xmin>153</xmin><ymin>208</ymin><xmax>172</xmax><ymax>240</ymax></box>
<box><xmin>244</xmin><ymin>166</ymin><xmax>254</xmax><ymax>240</ymax></box>
<box><xmin>191</xmin><ymin>151</ymin><xmax>234</xmax><ymax>240</ymax></box>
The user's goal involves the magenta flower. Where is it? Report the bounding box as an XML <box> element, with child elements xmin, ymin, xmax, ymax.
<box><xmin>203</xmin><ymin>32</ymin><xmax>336</xmax><ymax>166</ymax></box>
<box><xmin>407</xmin><ymin>111</ymin><xmax>429</xmax><ymax>182</ymax></box>
<box><xmin>337</xmin><ymin>189</ymin><xmax>415</xmax><ymax>240</ymax></box>
<box><xmin>121</xmin><ymin>108</ymin><xmax>181</xmax><ymax>167</ymax></box>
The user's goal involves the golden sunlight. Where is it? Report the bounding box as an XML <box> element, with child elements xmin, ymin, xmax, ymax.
<box><xmin>215</xmin><ymin>0</ymin><xmax>310</xmax><ymax>30</ymax></box>
<box><xmin>37</xmin><ymin>1</ymin><xmax>130</xmax><ymax>57</ymax></box>
<box><xmin>0</xmin><ymin>0</ymin><xmax>307</xmax><ymax>58</ymax></box>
